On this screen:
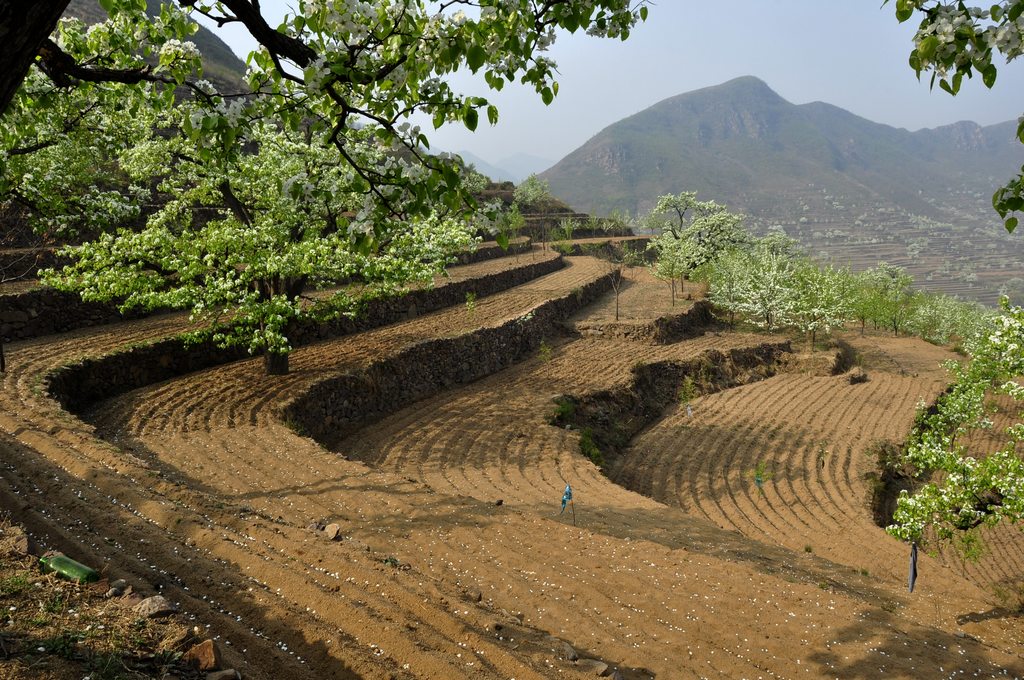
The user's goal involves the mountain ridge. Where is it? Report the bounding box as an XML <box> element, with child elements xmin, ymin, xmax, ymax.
<box><xmin>541</xmin><ymin>76</ymin><xmax>1021</xmax><ymax>221</ymax></box>
<box><xmin>541</xmin><ymin>76</ymin><xmax>1024</xmax><ymax>304</ymax></box>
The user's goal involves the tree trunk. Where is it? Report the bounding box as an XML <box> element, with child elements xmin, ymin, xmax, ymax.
<box><xmin>264</xmin><ymin>351</ymin><xmax>289</xmax><ymax>375</ymax></box>
<box><xmin>0</xmin><ymin>1</ymin><xmax>71</xmax><ymax>115</ymax></box>
<box><xmin>670</xmin><ymin>279</ymin><xmax>676</xmax><ymax>307</ymax></box>
<box><xmin>614</xmin><ymin>289</ymin><xmax>619</xmax><ymax>321</ymax></box>
<box><xmin>0</xmin><ymin>338</ymin><xmax>5</xmax><ymax>373</ymax></box>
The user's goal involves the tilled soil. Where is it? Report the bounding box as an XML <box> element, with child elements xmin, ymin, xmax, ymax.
<box><xmin>2</xmin><ymin>251</ymin><xmax>1024</xmax><ymax>679</ymax></box>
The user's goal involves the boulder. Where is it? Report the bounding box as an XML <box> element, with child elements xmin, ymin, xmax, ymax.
<box><xmin>323</xmin><ymin>523</ymin><xmax>342</xmax><ymax>541</ymax></box>
<box><xmin>183</xmin><ymin>639</ymin><xmax>222</xmax><ymax>671</ymax></box>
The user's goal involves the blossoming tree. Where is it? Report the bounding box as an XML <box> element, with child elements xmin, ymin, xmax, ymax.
<box><xmin>883</xmin><ymin>2</ymin><xmax>1024</xmax><ymax>547</ymax></box>
<box><xmin>890</xmin><ymin>0</ymin><xmax>1024</xmax><ymax>232</ymax></box>
<box><xmin>647</xmin><ymin>193</ymin><xmax>748</xmax><ymax>303</ymax></box>
<box><xmin>1</xmin><ymin>0</ymin><xmax>649</xmax><ymax>372</ymax></box>
<box><xmin>888</xmin><ymin>299</ymin><xmax>1024</xmax><ymax>544</ymax></box>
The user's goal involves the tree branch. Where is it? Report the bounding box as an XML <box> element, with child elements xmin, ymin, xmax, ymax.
<box><xmin>37</xmin><ymin>39</ymin><xmax>162</xmax><ymax>86</ymax></box>
<box><xmin>218</xmin><ymin>179</ymin><xmax>254</xmax><ymax>227</ymax></box>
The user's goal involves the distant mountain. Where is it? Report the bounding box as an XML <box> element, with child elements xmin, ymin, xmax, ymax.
<box><xmin>455</xmin><ymin>150</ymin><xmax>515</xmax><ymax>182</ymax></box>
<box><xmin>64</xmin><ymin>0</ymin><xmax>246</xmax><ymax>92</ymax></box>
<box><xmin>542</xmin><ymin>76</ymin><xmax>1021</xmax><ymax>221</ymax></box>
<box><xmin>497</xmin><ymin>153</ymin><xmax>555</xmax><ymax>181</ymax></box>
<box><xmin>541</xmin><ymin>76</ymin><xmax>1024</xmax><ymax>303</ymax></box>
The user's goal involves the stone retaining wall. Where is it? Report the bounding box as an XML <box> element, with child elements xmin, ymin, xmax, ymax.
<box><xmin>454</xmin><ymin>240</ymin><xmax>531</xmax><ymax>265</ymax></box>
<box><xmin>1</xmin><ymin>288</ymin><xmax>134</xmax><ymax>343</ymax></box>
<box><xmin>4</xmin><ymin>243</ymin><xmax>532</xmax><ymax>344</ymax></box>
<box><xmin>282</xmin><ymin>271</ymin><xmax>617</xmax><ymax>446</ymax></box>
<box><xmin>575</xmin><ymin>300</ymin><xmax>716</xmax><ymax>345</ymax></box>
<box><xmin>652</xmin><ymin>300</ymin><xmax>717</xmax><ymax>344</ymax></box>
<box><xmin>552</xmin><ymin>341</ymin><xmax>793</xmax><ymax>460</ymax></box>
<box><xmin>46</xmin><ymin>255</ymin><xmax>566</xmax><ymax>413</ymax></box>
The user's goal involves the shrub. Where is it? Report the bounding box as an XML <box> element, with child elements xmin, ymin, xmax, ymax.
<box><xmin>677</xmin><ymin>376</ymin><xmax>696</xmax><ymax>404</ymax></box>
<box><xmin>550</xmin><ymin>396</ymin><xmax>576</xmax><ymax>424</ymax></box>
<box><xmin>538</xmin><ymin>339</ymin><xmax>553</xmax><ymax>363</ymax></box>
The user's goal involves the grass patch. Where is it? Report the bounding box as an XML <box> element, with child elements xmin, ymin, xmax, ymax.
<box><xmin>0</xmin><ymin>514</ymin><xmax>198</xmax><ymax>679</ymax></box>
<box><xmin>0</xmin><ymin>571</ymin><xmax>30</xmax><ymax>597</ymax></box>
<box><xmin>579</xmin><ymin>427</ymin><xmax>604</xmax><ymax>467</ymax></box>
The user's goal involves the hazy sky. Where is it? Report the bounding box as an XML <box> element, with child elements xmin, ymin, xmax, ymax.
<box><xmin>199</xmin><ymin>1</ymin><xmax>1024</xmax><ymax>168</ymax></box>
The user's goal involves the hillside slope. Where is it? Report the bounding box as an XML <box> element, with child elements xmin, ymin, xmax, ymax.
<box><xmin>542</xmin><ymin>76</ymin><xmax>1024</xmax><ymax>303</ymax></box>
<box><xmin>543</xmin><ymin>76</ymin><xmax>1020</xmax><ymax>220</ymax></box>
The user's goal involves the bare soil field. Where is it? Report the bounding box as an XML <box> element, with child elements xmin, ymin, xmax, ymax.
<box><xmin>2</xmin><ymin>248</ymin><xmax>1024</xmax><ymax>679</ymax></box>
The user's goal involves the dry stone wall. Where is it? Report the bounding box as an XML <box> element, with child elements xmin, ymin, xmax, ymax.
<box><xmin>551</xmin><ymin>341</ymin><xmax>794</xmax><ymax>459</ymax></box>
<box><xmin>652</xmin><ymin>301</ymin><xmax>716</xmax><ymax>344</ymax></box>
<box><xmin>282</xmin><ymin>271</ymin><xmax>617</xmax><ymax>446</ymax></box>
<box><xmin>3</xmin><ymin>244</ymin><xmax>531</xmax><ymax>344</ymax></box>
<box><xmin>46</xmin><ymin>255</ymin><xmax>565</xmax><ymax>413</ymax></box>
<box><xmin>576</xmin><ymin>300</ymin><xmax>716</xmax><ymax>345</ymax></box>
<box><xmin>1</xmin><ymin>288</ymin><xmax>134</xmax><ymax>342</ymax></box>
<box><xmin>453</xmin><ymin>240</ymin><xmax>531</xmax><ymax>265</ymax></box>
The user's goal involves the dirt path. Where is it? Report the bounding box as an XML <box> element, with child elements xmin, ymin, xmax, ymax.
<box><xmin>1</xmin><ymin>254</ymin><xmax>631</xmax><ymax>679</ymax></box>
<box><xmin>2</xmin><ymin>254</ymin><xmax>1024</xmax><ymax>678</ymax></box>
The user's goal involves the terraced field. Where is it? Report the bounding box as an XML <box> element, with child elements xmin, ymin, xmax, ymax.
<box><xmin>2</xmin><ymin>245</ymin><xmax>1024</xmax><ymax>679</ymax></box>
<box><xmin>614</xmin><ymin>336</ymin><xmax>951</xmax><ymax>579</ymax></box>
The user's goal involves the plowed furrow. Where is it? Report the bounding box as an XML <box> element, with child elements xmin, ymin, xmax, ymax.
<box><xmin>625</xmin><ymin>363</ymin><xmax>959</xmax><ymax>580</ymax></box>
<box><xmin>6</xmin><ymin>254</ymin><xmax>1024</xmax><ymax>678</ymax></box>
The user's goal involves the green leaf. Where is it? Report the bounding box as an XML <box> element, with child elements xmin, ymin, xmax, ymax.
<box><xmin>463</xmin><ymin>107</ymin><xmax>478</xmax><ymax>131</ymax></box>
<box><xmin>983</xmin><ymin>64</ymin><xmax>997</xmax><ymax>88</ymax></box>
<box><xmin>895</xmin><ymin>0</ymin><xmax>914</xmax><ymax>22</ymax></box>
<box><xmin>496</xmin><ymin>232</ymin><xmax>509</xmax><ymax>250</ymax></box>
<box><xmin>484</xmin><ymin>71</ymin><xmax>503</xmax><ymax>91</ymax></box>
<box><xmin>487</xmin><ymin>105</ymin><xmax>498</xmax><ymax>125</ymax></box>
<box><xmin>918</xmin><ymin>36</ymin><xmax>940</xmax><ymax>61</ymax></box>
<box><xmin>99</xmin><ymin>0</ymin><xmax>115</xmax><ymax>14</ymax></box>
<box><xmin>909</xmin><ymin>51</ymin><xmax>922</xmax><ymax>74</ymax></box>
<box><xmin>541</xmin><ymin>87</ymin><xmax>553</xmax><ymax>105</ymax></box>
<box><xmin>467</xmin><ymin>45</ymin><xmax>486</xmax><ymax>72</ymax></box>
<box><xmin>639</xmin><ymin>6</ymin><xmax>648</xmax><ymax>21</ymax></box>
<box><xmin>1006</xmin><ymin>217</ymin><xmax>1018</xmax><ymax>234</ymax></box>
<box><xmin>938</xmin><ymin>78</ymin><xmax>954</xmax><ymax>95</ymax></box>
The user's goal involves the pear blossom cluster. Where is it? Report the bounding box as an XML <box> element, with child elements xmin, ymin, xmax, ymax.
<box><xmin>887</xmin><ymin>298</ymin><xmax>1024</xmax><ymax>545</ymax></box>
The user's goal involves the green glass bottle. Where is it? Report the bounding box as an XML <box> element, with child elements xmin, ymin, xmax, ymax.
<box><xmin>39</xmin><ymin>554</ymin><xmax>99</xmax><ymax>583</ymax></box>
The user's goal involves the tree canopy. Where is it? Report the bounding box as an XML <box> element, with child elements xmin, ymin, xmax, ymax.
<box><xmin>646</xmin><ymin>192</ymin><xmax>749</xmax><ymax>305</ymax></box>
<box><xmin>1</xmin><ymin>0</ymin><xmax>649</xmax><ymax>373</ymax></box>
